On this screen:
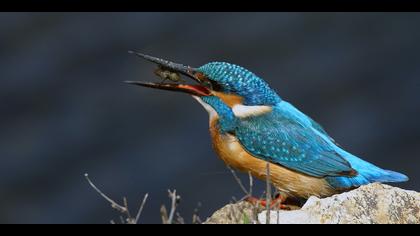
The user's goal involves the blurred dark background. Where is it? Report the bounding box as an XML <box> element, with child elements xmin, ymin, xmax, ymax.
<box><xmin>0</xmin><ymin>12</ymin><xmax>419</xmax><ymax>224</ymax></box>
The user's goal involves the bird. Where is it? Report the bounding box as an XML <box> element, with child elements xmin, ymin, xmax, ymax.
<box><xmin>126</xmin><ymin>51</ymin><xmax>408</xmax><ymax>207</ymax></box>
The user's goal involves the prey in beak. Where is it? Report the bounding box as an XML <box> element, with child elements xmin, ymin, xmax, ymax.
<box><xmin>125</xmin><ymin>51</ymin><xmax>212</xmax><ymax>97</ymax></box>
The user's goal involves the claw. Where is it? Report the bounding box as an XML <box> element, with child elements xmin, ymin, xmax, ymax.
<box><xmin>244</xmin><ymin>194</ymin><xmax>290</xmax><ymax>210</ymax></box>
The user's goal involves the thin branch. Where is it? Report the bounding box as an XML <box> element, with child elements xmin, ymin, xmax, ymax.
<box><xmin>227</xmin><ymin>167</ymin><xmax>261</xmax><ymax>224</ymax></box>
<box><xmin>227</xmin><ymin>165</ymin><xmax>249</xmax><ymax>196</ymax></box>
<box><xmin>265</xmin><ymin>162</ymin><xmax>271</xmax><ymax>224</ymax></box>
<box><xmin>85</xmin><ymin>173</ymin><xmax>149</xmax><ymax>224</ymax></box>
<box><xmin>84</xmin><ymin>173</ymin><xmax>127</xmax><ymax>213</ymax></box>
<box><xmin>192</xmin><ymin>214</ymin><xmax>202</xmax><ymax>224</ymax></box>
<box><xmin>248</xmin><ymin>171</ymin><xmax>253</xmax><ymax>197</ymax></box>
<box><xmin>176</xmin><ymin>212</ymin><xmax>185</xmax><ymax>224</ymax></box>
<box><xmin>192</xmin><ymin>202</ymin><xmax>202</xmax><ymax>224</ymax></box>
<box><xmin>167</xmin><ymin>189</ymin><xmax>179</xmax><ymax>224</ymax></box>
<box><xmin>134</xmin><ymin>193</ymin><xmax>149</xmax><ymax>224</ymax></box>
<box><xmin>253</xmin><ymin>200</ymin><xmax>261</xmax><ymax>224</ymax></box>
<box><xmin>123</xmin><ymin>197</ymin><xmax>132</xmax><ymax>219</ymax></box>
<box><xmin>160</xmin><ymin>205</ymin><xmax>169</xmax><ymax>224</ymax></box>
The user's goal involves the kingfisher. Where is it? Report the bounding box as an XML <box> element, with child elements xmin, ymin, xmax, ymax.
<box><xmin>126</xmin><ymin>52</ymin><xmax>408</xmax><ymax>207</ymax></box>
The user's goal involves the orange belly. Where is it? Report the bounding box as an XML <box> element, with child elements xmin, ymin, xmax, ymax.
<box><xmin>209</xmin><ymin>119</ymin><xmax>337</xmax><ymax>199</ymax></box>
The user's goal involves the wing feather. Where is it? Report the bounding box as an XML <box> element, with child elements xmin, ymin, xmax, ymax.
<box><xmin>234</xmin><ymin>106</ymin><xmax>355</xmax><ymax>178</ymax></box>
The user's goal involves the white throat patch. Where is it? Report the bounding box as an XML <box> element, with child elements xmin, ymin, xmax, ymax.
<box><xmin>192</xmin><ymin>96</ymin><xmax>272</xmax><ymax>121</ymax></box>
<box><xmin>232</xmin><ymin>104</ymin><xmax>272</xmax><ymax>118</ymax></box>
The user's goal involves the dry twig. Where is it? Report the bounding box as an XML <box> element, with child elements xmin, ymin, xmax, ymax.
<box><xmin>85</xmin><ymin>173</ymin><xmax>148</xmax><ymax>224</ymax></box>
<box><xmin>134</xmin><ymin>193</ymin><xmax>149</xmax><ymax>224</ymax></box>
<box><xmin>161</xmin><ymin>189</ymin><xmax>182</xmax><ymax>224</ymax></box>
<box><xmin>85</xmin><ymin>173</ymin><xmax>128</xmax><ymax>213</ymax></box>
<box><xmin>167</xmin><ymin>189</ymin><xmax>178</xmax><ymax>224</ymax></box>
<box><xmin>227</xmin><ymin>165</ymin><xmax>249</xmax><ymax>196</ymax></box>
<box><xmin>227</xmin><ymin>166</ymin><xmax>263</xmax><ymax>224</ymax></box>
<box><xmin>192</xmin><ymin>202</ymin><xmax>202</xmax><ymax>224</ymax></box>
<box><xmin>160</xmin><ymin>205</ymin><xmax>169</xmax><ymax>224</ymax></box>
<box><xmin>265</xmin><ymin>162</ymin><xmax>271</xmax><ymax>224</ymax></box>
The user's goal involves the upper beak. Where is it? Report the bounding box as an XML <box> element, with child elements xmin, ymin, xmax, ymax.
<box><xmin>125</xmin><ymin>51</ymin><xmax>211</xmax><ymax>96</ymax></box>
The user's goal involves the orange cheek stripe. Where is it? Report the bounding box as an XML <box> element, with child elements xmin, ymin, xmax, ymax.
<box><xmin>212</xmin><ymin>91</ymin><xmax>243</xmax><ymax>108</ymax></box>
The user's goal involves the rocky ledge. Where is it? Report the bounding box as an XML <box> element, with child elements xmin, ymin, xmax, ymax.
<box><xmin>205</xmin><ymin>183</ymin><xmax>420</xmax><ymax>224</ymax></box>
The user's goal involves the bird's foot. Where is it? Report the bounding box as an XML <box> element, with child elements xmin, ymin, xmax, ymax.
<box><xmin>244</xmin><ymin>194</ymin><xmax>290</xmax><ymax>210</ymax></box>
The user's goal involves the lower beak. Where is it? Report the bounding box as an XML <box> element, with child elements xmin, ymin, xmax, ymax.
<box><xmin>124</xmin><ymin>81</ymin><xmax>211</xmax><ymax>96</ymax></box>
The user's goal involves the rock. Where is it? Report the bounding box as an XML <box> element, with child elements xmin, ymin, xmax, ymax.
<box><xmin>206</xmin><ymin>183</ymin><xmax>420</xmax><ymax>224</ymax></box>
<box><xmin>204</xmin><ymin>201</ymin><xmax>260</xmax><ymax>224</ymax></box>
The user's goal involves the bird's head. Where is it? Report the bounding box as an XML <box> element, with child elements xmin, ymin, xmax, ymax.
<box><xmin>126</xmin><ymin>52</ymin><xmax>281</xmax><ymax>124</ymax></box>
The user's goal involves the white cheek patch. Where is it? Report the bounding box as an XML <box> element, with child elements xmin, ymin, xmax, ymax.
<box><xmin>192</xmin><ymin>96</ymin><xmax>218</xmax><ymax>121</ymax></box>
<box><xmin>232</xmin><ymin>104</ymin><xmax>272</xmax><ymax>118</ymax></box>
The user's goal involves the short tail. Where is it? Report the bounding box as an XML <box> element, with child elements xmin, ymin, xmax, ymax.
<box><xmin>372</xmin><ymin>169</ymin><xmax>409</xmax><ymax>183</ymax></box>
<box><xmin>326</xmin><ymin>150</ymin><xmax>409</xmax><ymax>189</ymax></box>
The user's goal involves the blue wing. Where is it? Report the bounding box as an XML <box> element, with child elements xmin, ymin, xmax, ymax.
<box><xmin>234</xmin><ymin>102</ymin><xmax>356</xmax><ymax>178</ymax></box>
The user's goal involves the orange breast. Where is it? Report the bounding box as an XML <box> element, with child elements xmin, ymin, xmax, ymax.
<box><xmin>209</xmin><ymin>119</ymin><xmax>336</xmax><ymax>199</ymax></box>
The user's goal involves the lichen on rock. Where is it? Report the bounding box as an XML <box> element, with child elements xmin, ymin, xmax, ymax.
<box><xmin>205</xmin><ymin>201</ymin><xmax>260</xmax><ymax>224</ymax></box>
<box><xmin>206</xmin><ymin>183</ymin><xmax>420</xmax><ymax>224</ymax></box>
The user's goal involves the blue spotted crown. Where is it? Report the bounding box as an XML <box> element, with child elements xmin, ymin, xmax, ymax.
<box><xmin>198</xmin><ymin>62</ymin><xmax>281</xmax><ymax>105</ymax></box>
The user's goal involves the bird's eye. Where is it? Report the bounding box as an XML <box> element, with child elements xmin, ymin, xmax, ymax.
<box><xmin>195</xmin><ymin>72</ymin><xmax>222</xmax><ymax>91</ymax></box>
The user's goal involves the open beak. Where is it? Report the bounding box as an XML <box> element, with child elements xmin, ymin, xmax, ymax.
<box><xmin>125</xmin><ymin>51</ymin><xmax>212</xmax><ymax>97</ymax></box>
